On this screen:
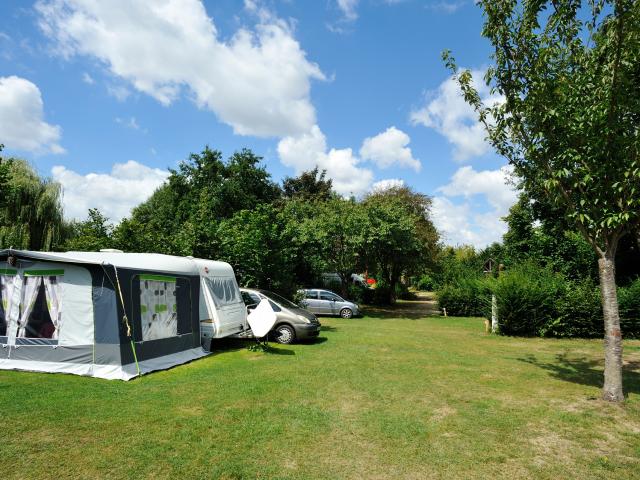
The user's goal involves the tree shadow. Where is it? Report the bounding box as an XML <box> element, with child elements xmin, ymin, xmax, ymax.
<box><xmin>518</xmin><ymin>353</ymin><xmax>640</xmax><ymax>396</ymax></box>
<box><xmin>363</xmin><ymin>301</ymin><xmax>440</xmax><ymax>320</ymax></box>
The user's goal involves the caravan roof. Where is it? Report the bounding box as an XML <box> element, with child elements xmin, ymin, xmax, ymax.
<box><xmin>0</xmin><ymin>250</ymin><xmax>234</xmax><ymax>277</ymax></box>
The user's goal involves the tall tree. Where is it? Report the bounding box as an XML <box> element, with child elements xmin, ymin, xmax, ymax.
<box><xmin>0</xmin><ymin>158</ymin><xmax>64</xmax><ymax>251</ymax></box>
<box><xmin>0</xmin><ymin>145</ymin><xmax>11</xmax><ymax>208</ymax></box>
<box><xmin>113</xmin><ymin>147</ymin><xmax>281</xmax><ymax>256</ymax></box>
<box><xmin>298</xmin><ymin>198</ymin><xmax>369</xmax><ymax>297</ymax></box>
<box><xmin>364</xmin><ymin>186</ymin><xmax>439</xmax><ymax>303</ymax></box>
<box><xmin>445</xmin><ymin>0</ymin><xmax>640</xmax><ymax>401</ymax></box>
<box><xmin>62</xmin><ymin>208</ymin><xmax>114</xmax><ymax>252</ymax></box>
<box><xmin>282</xmin><ymin>167</ymin><xmax>335</xmax><ymax>202</ymax></box>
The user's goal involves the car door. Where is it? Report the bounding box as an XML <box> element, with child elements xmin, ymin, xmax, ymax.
<box><xmin>318</xmin><ymin>291</ymin><xmax>338</xmax><ymax>315</ymax></box>
<box><xmin>302</xmin><ymin>290</ymin><xmax>322</xmax><ymax>314</ymax></box>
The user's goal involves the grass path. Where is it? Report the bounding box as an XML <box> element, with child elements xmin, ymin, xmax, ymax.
<box><xmin>1</xmin><ymin>303</ymin><xmax>639</xmax><ymax>479</ymax></box>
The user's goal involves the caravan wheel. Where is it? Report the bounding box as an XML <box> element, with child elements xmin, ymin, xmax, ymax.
<box><xmin>274</xmin><ymin>324</ymin><xmax>295</xmax><ymax>344</ymax></box>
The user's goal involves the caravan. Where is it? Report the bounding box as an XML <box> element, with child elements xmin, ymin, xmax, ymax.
<box><xmin>0</xmin><ymin>249</ymin><xmax>247</xmax><ymax>380</ymax></box>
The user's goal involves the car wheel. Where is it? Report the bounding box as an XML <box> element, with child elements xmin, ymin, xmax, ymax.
<box><xmin>274</xmin><ymin>324</ymin><xmax>295</xmax><ymax>344</ymax></box>
<box><xmin>340</xmin><ymin>308</ymin><xmax>353</xmax><ymax>319</ymax></box>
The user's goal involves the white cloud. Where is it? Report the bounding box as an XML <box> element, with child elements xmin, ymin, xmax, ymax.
<box><xmin>115</xmin><ymin>116</ymin><xmax>145</xmax><ymax>132</ymax></box>
<box><xmin>371</xmin><ymin>178</ymin><xmax>405</xmax><ymax>192</ymax></box>
<box><xmin>432</xmin><ymin>165</ymin><xmax>517</xmax><ymax>248</ymax></box>
<box><xmin>427</xmin><ymin>1</ymin><xmax>467</xmax><ymax>14</ymax></box>
<box><xmin>360</xmin><ymin>126</ymin><xmax>421</xmax><ymax>171</ymax></box>
<box><xmin>278</xmin><ymin>125</ymin><xmax>373</xmax><ymax>196</ymax></box>
<box><xmin>0</xmin><ymin>75</ymin><xmax>64</xmax><ymax>154</ymax></box>
<box><xmin>52</xmin><ymin>160</ymin><xmax>169</xmax><ymax>221</ymax></box>
<box><xmin>437</xmin><ymin>165</ymin><xmax>516</xmax><ymax>212</ymax></box>
<box><xmin>106</xmin><ymin>84</ymin><xmax>131</xmax><ymax>102</ymax></box>
<box><xmin>36</xmin><ymin>0</ymin><xmax>325</xmax><ymax>138</ymax></box>
<box><xmin>82</xmin><ymin>72</ymin><xmax>94</xmax><ymax>84</ymax></box>
<box><xmin>336</xmin><ymin>0</ymin><xmax>359</xmax><ymax>21</ymax></box>
<box><xmin>411</xmin><ymin>70</ymin><xmax>503</xmax><ymax>161</ymax></box>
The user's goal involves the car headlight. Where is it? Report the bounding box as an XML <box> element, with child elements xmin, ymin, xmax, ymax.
<box><xmin>297</xmin><ymin>315</ymin><xmax>311</xmax><ymax>324</ymax></box>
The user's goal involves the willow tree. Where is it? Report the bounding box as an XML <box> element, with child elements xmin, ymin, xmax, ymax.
<box><xmin>0</xmin><ymin>158</ymin><xmax>65</xmax><ymax>251</ymax></box>
<box><xmin>445</xmin><ymin>0</ymin><xmax>639</xmax><ymax>401</ymax></box>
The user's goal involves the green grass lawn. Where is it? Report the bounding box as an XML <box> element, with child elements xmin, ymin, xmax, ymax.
<box><xmin>2</xmin><ymin>303</ymin><xmax>640</xmax><ymax>479</ymax></box>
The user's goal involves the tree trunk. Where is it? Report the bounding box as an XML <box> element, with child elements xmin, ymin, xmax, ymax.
<box><xmin>598</xmin><ymin>251</ymin><xmax>624</xmax><ymax>402</ymax></box>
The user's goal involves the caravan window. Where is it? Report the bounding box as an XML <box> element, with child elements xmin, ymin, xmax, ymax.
<box><xmin>16</xmin><ymin>271</ymin><xmax>63</xmax><ymax>340</ymax></box>
<box><xmin>0</xmin><ymin>269</ymin><xmax>18</xmax><ymax>337</ymax></box>
<box><xmin>138</xmin><ymin>275</ymin><xmax>194</xmax><ymax>341</ymax></box>
<box><xmin>204</xmin><ymin>277</ymin><xmax>240</xmax><ymax>307</ymax></box>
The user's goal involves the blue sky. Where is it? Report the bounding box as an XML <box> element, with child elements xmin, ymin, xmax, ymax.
<box><xmin>0</xmin><ymin>0</ymin><xmax>517</xmax><ymax>247</ymax></box>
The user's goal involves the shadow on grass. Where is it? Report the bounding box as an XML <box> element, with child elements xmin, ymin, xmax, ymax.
<box><xmin>321</xmin><ymin>325</ymin><xmax>338</xmax><ymax>332</ymax></box>
<box><xmin>262</xmin><ymin>345</ymin><xmax>295</xmax><ymax>355</ymax></box>
<box><xmin>519</xmin><ymin>353</ymin><xmax>640</xmax><ymax>396</ymax></box>
<box><xmin>363</xmin><ymin>301</ymin><xmax>440</xmax><ymax>320</ymax></box>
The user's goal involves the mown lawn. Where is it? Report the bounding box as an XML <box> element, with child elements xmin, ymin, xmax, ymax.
<box><xmin>2</xmin><ymin>303</ymin><xmax>640</xmax><ymax>479</ymax></box>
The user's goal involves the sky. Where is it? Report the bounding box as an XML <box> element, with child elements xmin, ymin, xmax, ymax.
<box><xmin>0</xmin><ymin>0</ymin><xmax>518</xmax><ymax>248</ymax></box>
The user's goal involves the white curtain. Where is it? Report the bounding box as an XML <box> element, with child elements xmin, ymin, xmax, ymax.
<box><xmin>0</xmin><ymin>274</ymin><xmax>16</xmax><ymax>337</ymax></box>
<box><xmin>140</xmin><ymin>279</ymin><xmax>177</xmax><ymax>341</ymax></box>
<box><xmin>17</xmin><ymin>276</ymin><xmax>42</xmax><ymax>338</ymax></box>
<box><xmin>43</xmin><ymin>276</ymin><xmax>62</xmax><ymax>339</ymax></box>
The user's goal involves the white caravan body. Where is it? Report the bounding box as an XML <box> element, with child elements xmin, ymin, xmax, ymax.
<box><xmin>193</xmin><ymin>258</ymin><xmax>248</xmax><ymax>348</ymax></box>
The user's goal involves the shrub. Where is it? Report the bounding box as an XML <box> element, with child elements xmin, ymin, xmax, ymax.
<box><xmin>414</xmin><ymin>274</ymin><xmax>435</xmax><ymax>291</ymax></box>
<box><xmin>540</xmin><ymin>280</ymin><xmax>602</xmax><ymax>338</ymax></box>
<box><xmin>619</xmin><ymin>278</ymin><xmax>640</xmax><ymax>338</ymax></box>
<box><xmin>372</xmin><ymin>280</ymin><xmax>393</xmax><ymax>305</ymax></box>
<box><xmin>494</xmin><ymin>264</ymin><xmax>561</xmax><ymax>336</ymax></box>
<box><xmin>437</xmin><ymin>276</ymin><xmax>492</xmax><ymax>317</ymax></box>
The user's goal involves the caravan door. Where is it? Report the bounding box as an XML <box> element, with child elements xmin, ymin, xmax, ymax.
<box><xmin>201</xmin><ymin>276</ymin><xmax>247</xmax><ymax>338</ymax></box>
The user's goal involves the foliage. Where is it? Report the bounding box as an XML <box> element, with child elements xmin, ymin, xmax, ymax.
<box><xmin>215</xmin><ymin>204</ymin><xmax>297</xmax><ymax>295</ymax></box>
<box><xmin>0</xmin><ymin>158</ymin><xmax>65</xmax><ymax>251</ymax></box>
<box><xmin>413</xmin><ymin>273</ymin><xmax>435</xmax><ymax>291</ymax></box>
<box><xmin>114</xmin><ymin>147</ymin><xmax>281</xmax><ymax>256</ymax></box>
<box><xmin>282</xmin><ymin>167</ymin><xmax>335</xmax><ymax>202</ymax></box>
<box><xmin>437</xmin><ymin>276</ymin><xmax>492</xmax><ymax>317</ymax></box>
<box><xmin>363</xmin><ymin>186</ymin><xmax>439</xmax><ymax>303</ymax></box>
<box><xmin>541</xmin><ymin>279</ymin><xmax>604</xmax><ymax>338</ymax></box>
<box><xmin>62</xmin><ymin>208</ymin><xmax>113</xmax><ymax>252</ymax></box>
<box><xmin>297</xmin><ymin>198</ymin><xmax>369</xmax><ymax>297</ymax></box>
<box><xmin>619</xmin><ymin>278</ymin><xmax>640</xmax><ymax>337</ymax></box>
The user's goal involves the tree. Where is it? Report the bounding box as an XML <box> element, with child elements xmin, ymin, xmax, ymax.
<box><xmin>216</xmin><ymin>204</ymin><xmax>297</xmax><ymax>294</ymax></box>
<box><xmin>445</xmin><ymin>0</ymin><xmax>640</xmax><ymax>401</ymax></box>
<box><xmin>114</xmin><ymin>147</ymin><xmax>281</xmax><ymax>256</ymax></box>
<box><xmin>0</xmin><ymin>145</ymin><xmax>11</xmax><ymax>209</ymax></box>
<box><xmin>298</xmin><ymin>198</ymin><xmax>369</xmax><ymax>297</ymax></box>
<box><xmin>62</xmin><ymin>209</ymin><xmax>114</xmax><ymax>252</ymax></box>
<box><xmin>0</xmin><ymin>158</ymin><xmax>65</xmax><ymax>251</ymax></box>
<box><xmin>282</xmin><ymin>167</ymin><xmax>335</xmax><ymax>202</ymax></box>
<box><xmin>363</xmin><ymin>186</ymin><xmax>439</xmax><ymax>303</ymax></box>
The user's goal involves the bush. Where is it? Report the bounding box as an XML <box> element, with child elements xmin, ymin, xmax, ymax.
<box><xmin>494</xmin><ymin>264</ymin><xmax>562</xmax><ymax>336</ymax></box>
<box><xmin>346</xmin><ymin>284</ymin><xmax>374</xmax><ymax>304</ymax></box>
<box><xmin>540</xmin><ymin>280</ymin><xmax>602</xmax><ymax>338</ymax></box>
<box><xmin>372</xmin><ymin>280</ymin><xmax>393</xmax><ymax>305</ymax></box>
<box><xmin>437</xmin><ymin>276</ymin><xmax>492</xmax><ymax>317</ymax></box>
<box><xmin>619</xmin><ymin>278</ymin><xmax>640</xmax><ymax>338</ymax></box>
<box><xmin>414</xmin><ymin>273</ymin><xmax>435</xmax><ymax>291</ymax></box>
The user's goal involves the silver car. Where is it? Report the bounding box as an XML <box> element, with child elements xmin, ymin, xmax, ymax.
<box><xmin>240</xmin><ymin>288</ymin><xmax>321</xmax><ymax>344</ymax></box>
<box><xmin>299</xmin><ymin>289</ymin><xmax>360</xmax><ymax>318</ymax></box>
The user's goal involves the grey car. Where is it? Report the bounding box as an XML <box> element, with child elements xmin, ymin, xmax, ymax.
<box><xmin>299</xmin><ymin>289</ymin><xmax>360</xmax><ymax>318</ymax></box>
<box><xmin>240</xmin><ymin>288</ymin><xmax>321</xmax><ymax>344</ymax></box>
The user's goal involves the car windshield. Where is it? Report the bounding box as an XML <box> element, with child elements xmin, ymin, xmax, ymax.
<box><xmin>258</xmin><ymin>290</ymin><xmax>299</xmax><ymax>309</ymax></box>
